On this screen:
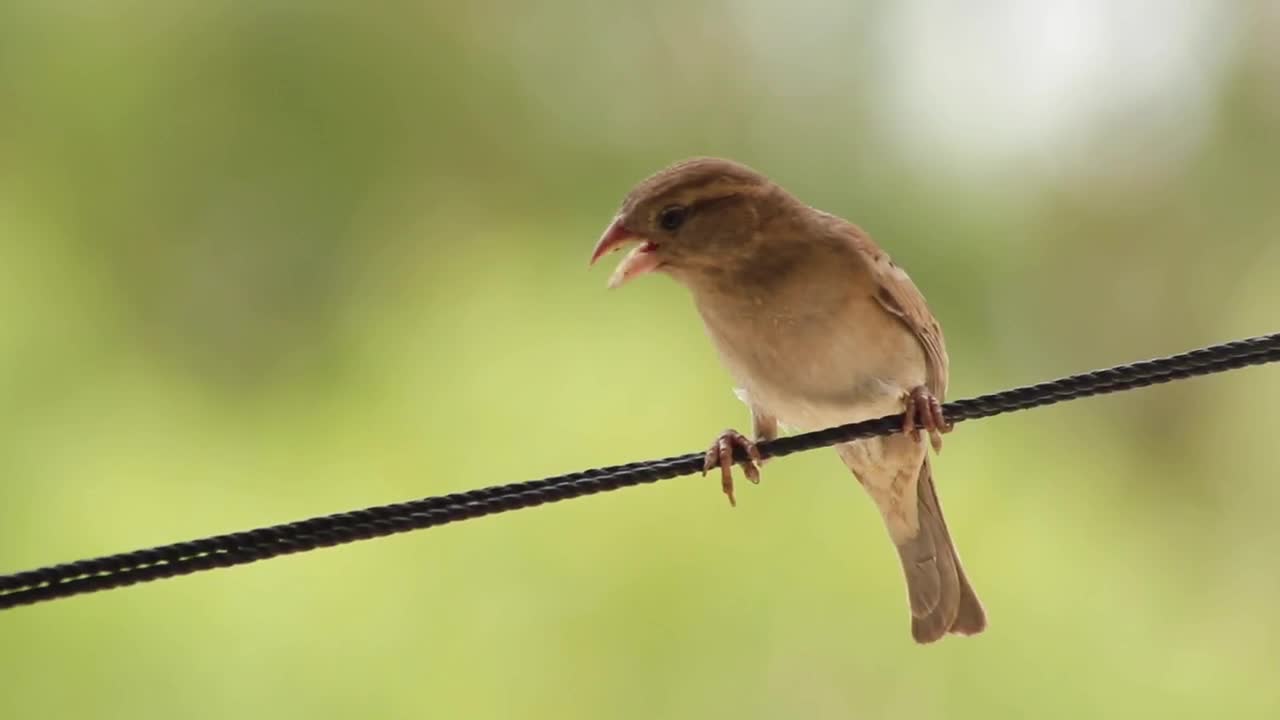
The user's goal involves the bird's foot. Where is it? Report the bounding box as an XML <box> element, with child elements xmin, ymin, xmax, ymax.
<box><xmin>902</xmin><ymin>386</ymin><xmax>953</xmax><ymax>453</ymax></box>
<box><xmin>701</xmin><ymin>428</ymin><xmax>762</xmax><ymax>507</ymax></box>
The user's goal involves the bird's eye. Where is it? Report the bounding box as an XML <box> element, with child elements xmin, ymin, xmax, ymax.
<box><xmin>658</xmin><ymin>205</ymin><xmax>687</xmax><ymax>232</ymax></box>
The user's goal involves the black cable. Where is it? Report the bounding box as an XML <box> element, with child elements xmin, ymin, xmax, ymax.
<box><xmin>1</xmin><ymin>332</ymin><xmax>1277</xmax><ymax>612</ymax></box>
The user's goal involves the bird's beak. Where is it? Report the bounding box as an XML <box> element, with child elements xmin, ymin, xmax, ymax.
<box><xmin>589</xmin><ymin>217</ymin><xmax>662</xmax><ymax>289</ymax></box>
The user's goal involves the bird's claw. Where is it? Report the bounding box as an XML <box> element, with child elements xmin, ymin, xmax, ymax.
<box><xmin>902</xmin><ymin>386</ymin><xmax>953</xmax><ymax>453</ymax></box>
<box><xmin>701</xmin><ymin>428</ymin><xmax>762</xmax><ymax>507</ymax></box>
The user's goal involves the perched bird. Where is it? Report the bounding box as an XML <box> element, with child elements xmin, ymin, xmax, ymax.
<box><xmin>588</xmin><ymin>157</ymin><xmax>986</xmax><ymax>643</ymax></box>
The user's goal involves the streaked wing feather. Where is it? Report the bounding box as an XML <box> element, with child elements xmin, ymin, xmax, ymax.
<box><xmin>845</xmin><ymin>226</ymin><xmax>949</xmax><ymax>398</ymax></box>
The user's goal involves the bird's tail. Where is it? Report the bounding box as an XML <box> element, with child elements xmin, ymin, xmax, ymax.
<box><xmin>895</xmin><ymin>459</ymin><xmax>987</xmax><ymax>643</ymax></box>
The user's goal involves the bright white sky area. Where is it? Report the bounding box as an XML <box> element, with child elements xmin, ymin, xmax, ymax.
<box><xmin>736</xmin><ymin>0</ymin><xmax>1240</xmax><ymax>176</ymax></box>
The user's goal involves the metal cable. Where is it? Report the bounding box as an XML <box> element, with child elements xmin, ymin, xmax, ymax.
<box><xmin>1</xmin><ymin>332</ymin><xmax>1278</xmax><ymax>611</ymax></box>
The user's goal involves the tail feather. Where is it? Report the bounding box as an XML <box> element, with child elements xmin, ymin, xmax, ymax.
<box><xmin>897</xmin><ymin>459</ymin><xmax>986</xmax><ymax>643</ymax></box>
<box><xmin>950</xmin><ymin>570</ymin><xmax>987</xmax><ymax>636</ymax></box>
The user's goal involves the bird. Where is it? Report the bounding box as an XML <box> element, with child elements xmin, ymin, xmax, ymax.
<box><xmin>587</xmin><ymin>157</ymin><xmax>986</xmax><ymax>643</ymax></box>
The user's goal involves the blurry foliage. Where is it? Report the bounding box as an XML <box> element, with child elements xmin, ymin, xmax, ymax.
<box><xmin>1</xmin><ymin>2</ymin><xmax>1278</xmax><ymax>719</ymax></box>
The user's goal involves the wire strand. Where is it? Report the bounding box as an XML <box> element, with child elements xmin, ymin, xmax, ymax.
<box><xmin>2</xmin><ymin>332</ymin><xmax>1278</xmax><ymax>611</ymax></box>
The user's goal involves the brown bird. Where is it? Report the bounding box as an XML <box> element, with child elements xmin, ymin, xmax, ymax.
<box><xmin>588</xmin><ymin>157</ymin><xmax>986</xmax><ymax>643</ymax></box>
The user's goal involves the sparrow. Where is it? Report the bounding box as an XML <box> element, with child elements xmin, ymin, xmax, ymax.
<box><xmin>588</xmin><ymin>157</ymin><xmax>986</xmax><ymax>643</ymax></box>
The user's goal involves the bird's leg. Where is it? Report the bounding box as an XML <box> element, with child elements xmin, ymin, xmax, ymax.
<box><xmin>752</xmin><ymin>410</ymin><xmax>778</xmax><ymax>467</ymax></box>
<box><xmin>702</xmin><ymin>429</ymin><xmax>762</xmax><ymax>507</ymax></box>
<box><xmin>902</xmin><ymin>386</ymin><xmax>953</xmax><ymax>453</ymax></box>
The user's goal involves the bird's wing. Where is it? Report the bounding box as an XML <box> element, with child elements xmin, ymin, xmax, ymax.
<box><xmin>846</xmin><ymin>226</ymin><xmax>949</xmax><ymax>399</ymax></box>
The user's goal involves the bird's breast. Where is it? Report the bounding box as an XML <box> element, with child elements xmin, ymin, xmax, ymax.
<box><xmin>696</xmin><ymin>292</ymin><xmax>928</xmax><ymax>431</ymax></box>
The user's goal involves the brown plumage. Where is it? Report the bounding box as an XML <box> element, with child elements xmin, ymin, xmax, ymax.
<box><xmin>589</xmin><ymin>157</ymin><xmax>986</xmax><ymax>643</ymax></box>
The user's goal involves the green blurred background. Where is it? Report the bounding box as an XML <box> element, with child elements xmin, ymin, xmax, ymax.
<box><xmin>2</xmin><ymin>2</ymin><xmax>1278</xmax><ymax>718</ymax></box>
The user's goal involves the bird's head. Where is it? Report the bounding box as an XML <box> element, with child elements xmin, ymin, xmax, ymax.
<box><xmin>589</xmin><ymin>157</ymin><xmax>781</xmax><ymax>289</ymax></box>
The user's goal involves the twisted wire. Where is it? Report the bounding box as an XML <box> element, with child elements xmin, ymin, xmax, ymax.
<box><xmin>1</xmin><ymin>332</ymin><xmax>1277</xmax><ymax>611</ymax></box>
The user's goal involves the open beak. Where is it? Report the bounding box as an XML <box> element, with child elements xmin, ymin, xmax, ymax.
<box><xmin>589</xmin><ymin>217</ymin><xmax>662</xmax><ymax>289</ymax></box>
